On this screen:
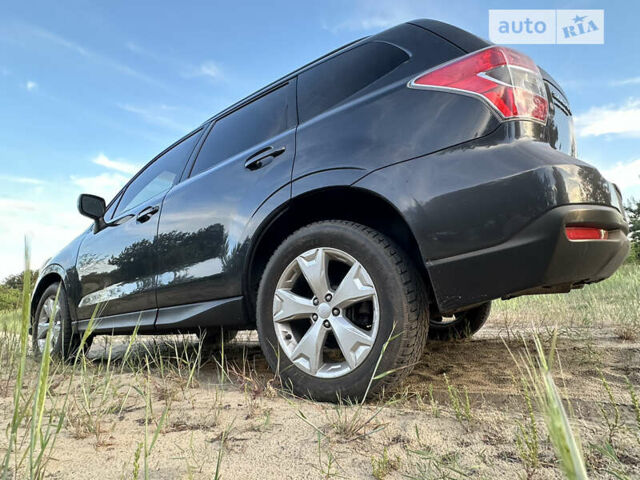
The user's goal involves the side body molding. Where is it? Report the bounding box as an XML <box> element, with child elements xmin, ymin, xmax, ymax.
<box><xmin>73</xmin><ymin>296</ymin><xmax>248</xmax><ymax>334</ymax></box>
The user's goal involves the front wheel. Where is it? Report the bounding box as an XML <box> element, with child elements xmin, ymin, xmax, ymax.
<box><xmin>428</xmin><ymin>302</ymin><xmax>491</xmax><ymax>341</ymax></box>
<box><xmin>32</xmin><ymin>282</ymin><xmax>91</xmax><ymax>359</ymax></box>
<box><xmin>256</xmin><ymin>221</ymin><xmax>428</xmax><ymax>402</ymax></box>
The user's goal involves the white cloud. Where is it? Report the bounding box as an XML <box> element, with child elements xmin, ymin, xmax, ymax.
<box><xmin>4</xmin><ymin>22</ymin><xmax>166</xmax><ymax>90</ymax></box>
<box><xmin>0</xmin><ymin>174</ymin><xmax>44</xmax><ymax>185</ymax></box>
<box><xmin>0</xmin><ymin>150</ymin><xmax>174</xmax><ymax>280</ymax></box>
<box><xmin>126</xmin><ymin>40</ymin><xmax>221</xmax><ymax>88</ymax></box>
<box><xmin>25</xmin><ymin>80</ymin><xmax>37</xmax><ymax>91</ymax></box>
<box><xmin>610</xmin><ymin>77</ymin><xmax>640</xmax><ymax>87</ymax></box>
<box><xmin>0</xmin><ymin>208</ymin><xmax>89</xmax><ymax>280</ymax></box>
<box><xmin>92</xmin><ymin>153</ymin><xmax>139</xmax><ymax>175</ymax></box>
<box><xmin>199</xmin><ymin>61</ymin><xmax>223</xmax><ymax>80</ymax></box>
<box><xmin>118</xmin><ymin>103</ymin><xmax>191</xmax><ymax>133</ymax></box>
<box><xmin>125</xmin><ymin>41</ymin><xmax>176</xmax><ymax>66</ymax></box>
<box><xmin>71</xmin><ymin>172</ymin><xmax>128</xmax><ymax>201</ymax></box>
<box><xmin>183</xmin><ymin>61</ymin><xmax>224</xmax><ymax>82</ymax></box>
<box><xmin>574</xmin><ymin>98</ymin><xmax>640</xmax><ymax>137</ymax></box>
<box><xmin>125</xmin><ymin>41</ymin><xmax>145</xmax><ymax>55</ymax></box>
<box><xmin>600</xmin><ymin>158</ymin><xmax>640</xmax><ymax>191</ymax></box>
<box><xmin>330</xmin><ymin>15</ymin><xmax>404</xmax><ymax>32</ymax></box>
<box><xmin>0</xmin><ymin>162</ymin><xmax>131</xmax><ymax>279</ymax></box>
<box><xmin>323</xmin><ymin>0</ymin><xmax>430</xmax><ymax>33</ymax></box>
<box><xmin>0</xmin><ymin>188</ymin><xmax>89</xmax><ymax>280</ymax></box>
<box><xmin>0</xmin><ymin>198</ymin><xmax>39</xmax><ymax>212</ymax></box>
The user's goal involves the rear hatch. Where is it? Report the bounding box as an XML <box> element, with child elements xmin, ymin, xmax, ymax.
<box><xmin>410</xmin><ymin>19</ymin><xmax>625</xmax><ymax>215</ymax></box>
<box><xmin>411</xmin><ymin>20</ymin><xmax>578</xmax><ymax>155</ymax></box>
<box><xmin>539</xmin><ymin>68</ymin><xmax>576</xmax><ymax>157</ymax></box>
<box><xmin>540</xmin><ymin>68</ymin><xmax>625</xmax><ymax>215</ymax></box>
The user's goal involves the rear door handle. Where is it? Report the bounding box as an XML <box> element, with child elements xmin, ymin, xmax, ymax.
<box><xmin>136</xmin><ymin>205</ymin><xmax>159</xmax><ymax>223</ymax></box>
<box><xmin>244</xmin><ymin>146</ymin><xmax>286</xmax><ymax>171</ymax></box>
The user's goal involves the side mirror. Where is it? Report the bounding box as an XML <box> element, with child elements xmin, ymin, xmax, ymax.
<box><xmin>78</xmin><ymin>194</ymin><xmax>106</xmax><ymax>220</ymax></box>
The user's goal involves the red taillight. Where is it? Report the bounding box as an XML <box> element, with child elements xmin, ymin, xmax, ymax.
<box><xmin>409</xmin><ymin>46</ymin><xmax>548</xmax><ymax>123</ymax></box>
<box><xmin>565</xmin><ymin>227</ymin><xmax>609</xmax><ymax>241</ymax></box>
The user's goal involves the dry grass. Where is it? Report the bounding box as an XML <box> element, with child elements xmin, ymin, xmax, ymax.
<box><xmin>0</xmin><ymin>251</ymin><xmax>638</xmax><ymax>478</ymax></box>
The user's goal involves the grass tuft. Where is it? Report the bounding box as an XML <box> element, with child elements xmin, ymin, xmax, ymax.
<box><xmin>514</xmin><ymin>377</ymin><xmax>540</xmax><ymax>479</ymax></box>
<box><xmin>443</xmin><ymin>373</ymin><xmax>472</xmax><ymax>426</ymax></box>
<box><xmin>507</xmin><ymin>331</ymin><xmax>589</xmax><ymax>480</ymax></box>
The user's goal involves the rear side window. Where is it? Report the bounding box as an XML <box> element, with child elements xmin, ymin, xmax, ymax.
<box><xmin>298</xmin><ymin>41</ymin><xmax>409</xmax><ymax>122</ymax></box>
<box><xmin>115</xmin><ymin>131</ymin><xmax>200</xmax><ymax>215</ymax></box>
<box><xmin>190</xmin><ymin>83</ymin><xmax>293</xmax><ymax>176</ymax></box>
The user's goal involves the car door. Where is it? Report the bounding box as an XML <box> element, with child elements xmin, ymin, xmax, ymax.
<box><xmin>154</xmin><ymin>80</ymin><xmax>297</xmax><ymax>317</ymax></box>
<box><xmin>75</xmin><ymin>129</ymin><xmax>203</xmax><ymax>323</ymax></box>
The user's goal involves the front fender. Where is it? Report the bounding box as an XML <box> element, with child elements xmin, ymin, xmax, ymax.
<box><xmin>31</xmin><ymin>229</ymin><xmax>87</xmax><ymax>322</ymax></box>
<box><xmin>31</xmin><ymin>263</ymin><xmax>68</xmax><ymax>311</ymax></box>
<box><xmin>30</xmin><ymin>264</ymin><xmax>73</xmax><ymax>336</ymax></box>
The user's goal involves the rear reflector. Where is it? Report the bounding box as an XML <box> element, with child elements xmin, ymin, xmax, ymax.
<box><xmin>408</xmin><ymin>46</ymin><xmax>548</xmax><ymax>123</ymax></box>
<box><xmin>565</xmin><ymin>227</ymin><xmax>608</xmax><ymax>241</ymax></box>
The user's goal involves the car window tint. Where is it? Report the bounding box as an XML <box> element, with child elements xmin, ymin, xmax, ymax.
<box><xmin>190</xmin><ymin>84</ymin><xmax>291</xmax><ymax>176</ymax></box>
<box><xmin>115</xmin><ymin>131</ymin><xmax>200</xmax><ymax>215</ymax></box>
<box><xmin>298</xmin><ymin>42</ymin><xmax>409</xmax><ymax>122</ymax></box>
<box><xmin>104</xmin><ymin>191</ymin><xmax>123</xmax><ymax>220</ymax></box>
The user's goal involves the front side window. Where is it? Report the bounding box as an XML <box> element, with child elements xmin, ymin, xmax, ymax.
<box><xmin>104</xmin><ymin>191</ymin><xmax>123</xmax><ymax>221</ymax></box>
<box><xmin>190</xmin><ymin>83</ymin><xmax>292</xmax><ymax>177</ymax></box>
<box><xmin>115</xmin><ymin>130</ymin><xmax>200</xmax><ymax>216</ymax></box>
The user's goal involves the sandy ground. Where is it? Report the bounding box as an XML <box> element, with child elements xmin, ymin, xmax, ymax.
<box><xmin>1</xmin><ymin>319</ymin><xmax>639</xmax><ymax>479</ymax></box>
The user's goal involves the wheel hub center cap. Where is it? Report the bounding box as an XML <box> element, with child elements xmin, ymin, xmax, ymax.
<box><xmin>317</xmin><ymin>302</ymin><xmax>331</xmax><ymax>319</ymax></box>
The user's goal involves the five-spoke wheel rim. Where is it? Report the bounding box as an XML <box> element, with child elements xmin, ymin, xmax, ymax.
<box><xmin>272</xmin><ymin>247</ymin><xmax>379</xmax><ymax>378</ymax></box>
<box><xmin>36</xmin><ymin>296</ymin><xmax>61</xmax><ymax>351</ymax></box>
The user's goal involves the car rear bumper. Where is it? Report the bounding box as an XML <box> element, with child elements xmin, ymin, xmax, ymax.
<box><xmin>427</xmin><ymin>204</ymin><xmax>630</xmax><ymax>313</ymax></box>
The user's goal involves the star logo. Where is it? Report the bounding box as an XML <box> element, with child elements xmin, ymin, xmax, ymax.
<box><xmin>573</xmin><ymin>14</ymin><xmax>587</xmax><ymax>23</ymax></box>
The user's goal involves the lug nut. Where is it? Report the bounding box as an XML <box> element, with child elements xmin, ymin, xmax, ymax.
<box><xmin>323</xmin><ymin>320</ymin><xmax>331</xmax><ymax>328</ymax></box>
<box><xmin>332</xmin><ymin>308</ymin><xmax>340</xmax><ymax>316</ymax></box>
<box><xmin>284</xmin><ymin>333</ymin><xmax>292</xmax><ymax>340</ymax></box>
<box><xmin>311</xmin><ymin>313</ymin><xmax>318</xmax><ymax>321</ymax></box>
<box><xmin>313</xmin><ymin>297</ymin><xmax>319</xmax><ymax>306</ymax></box>
<box><xmin>324</xmin><ymin>293</ymin><xmax>332</xmax><ymax>302</ymax></box>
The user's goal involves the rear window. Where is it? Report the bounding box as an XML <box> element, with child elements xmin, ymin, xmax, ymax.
<box><xmin>546</xmin><ymin>81</ymin><xmax>576</xmax><ymax>156</ymax></box>
<box><xmin>298</xmin><ymin>41</ymin><xmax>409</xmax><ymax>122</ymax></box>
<box><xmin>191</xmin><ymin>83</ymin><xmax>293</xmax><ymax>176</ymax></box>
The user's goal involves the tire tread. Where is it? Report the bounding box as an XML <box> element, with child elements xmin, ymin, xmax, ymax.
<box><xmin>258</xmin><ymin>220</ymin><xmax>428</xmax><ymax>399</ymax></box>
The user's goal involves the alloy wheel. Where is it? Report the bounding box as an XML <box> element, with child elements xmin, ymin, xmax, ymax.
<box><xmin>272</xmin><ymin>247</ymin><xmax>379</xmax><ymax>378</ymax></box>
<box><xmin>36</xmin><ymin>296</ymin><xmax>62</xmax><ymax>351</ymax></box>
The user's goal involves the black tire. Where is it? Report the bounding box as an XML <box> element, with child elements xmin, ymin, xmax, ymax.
<box><xmin>196</xmin><ymin>328</ymin><xmax>238</xmax><ymax>348</ymax></box>
<box><xmin>256</xmin><ymin>220</ymin><xmax>428</xmax><ymax>402</ymax></box>
<box><xmin>428</xmin><ymin>302</ymin><xmax>491</xmax><ymax>341</ymax></box>
<box><xmin>32</xmin><ymin>282</ymin><xmax>91</xmax><ymax>359</ymax></box>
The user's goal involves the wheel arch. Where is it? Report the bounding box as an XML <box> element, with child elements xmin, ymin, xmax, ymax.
<box><xmin>30</xmin><ymin>267</ymin><xmax>65</xmax><ymax>317</ymax></box>
<box><xmin>244</xmin><ymin>186</ymin><xmax>433</xmax><ymax>322</ymax></box>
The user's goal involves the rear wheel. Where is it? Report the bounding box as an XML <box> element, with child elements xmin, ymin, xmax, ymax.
<box><xmin>428</xmin><ymin>302</ymin><xmax>491</xmax><ymax>341</ymax></box>
<box><xmin>256</xmin><ymin>221</ymin><xmax>428</xmax><ymax>402</ymax></box>
<box><xmin>32</xmin><ymin>282</ymin><xmax>90</xmax><ymax>359</ymax></box>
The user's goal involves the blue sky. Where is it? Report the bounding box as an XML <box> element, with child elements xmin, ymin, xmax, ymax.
<box><xmin>0</xmin><ymin>0</ymin><xmax>639</xmax><ymax>278</ymax></box>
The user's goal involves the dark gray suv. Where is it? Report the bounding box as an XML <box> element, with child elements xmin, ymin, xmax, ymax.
<box><xmin>31</xmin><ymin>20</ymin><xmax>629</xmax><ymax>400</ymax></box>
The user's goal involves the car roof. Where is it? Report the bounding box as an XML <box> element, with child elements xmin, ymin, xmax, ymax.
<box><xmin>407</xmin><ymin>19</ymin><xmax>491</xmax><ymax>53</ymax></box>
<box><xmin>200</xmin><ymin>19</ymin><xmax>489</xmax><ymax>126</ymax></box>
<box><xmin>201</xmin><ymin>36</ymin><xmax>368</xmax><ymax>126</ymax></box>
